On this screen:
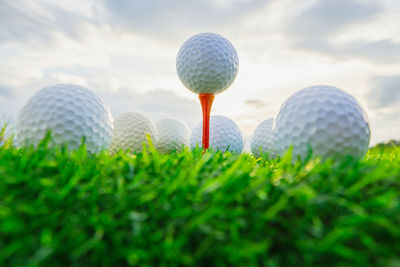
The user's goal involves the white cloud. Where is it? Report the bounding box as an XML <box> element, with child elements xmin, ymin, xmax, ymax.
<box><xmin>0</xmin><ymin>0</ymin><xmax>94</xmax><ymax>45</ymax></box>
<box><xmin>285</xmin><ymin>0</ymin><xmax>400</xmax><ymax>64</ymax></box>
<box><xmin>287</xmin><ymin>0</ymin><xmax>381</xmax><ymax>37</ymax></box>
<box><xmin>98</xmin><ymin>0</ymin><xmax>270</xmax><ymax>40</ymax></box>
<box><xmin>367</xmin><ymin>76</ymin><xmax>400</xmax><ymax>109</ymax></box>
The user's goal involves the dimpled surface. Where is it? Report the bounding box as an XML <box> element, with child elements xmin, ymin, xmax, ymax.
<box><xmin>274</xmin><ymin>85</ymin><xmax>370</xmax><ymax>160</ymax></box>
<box><xmin>17</xmin><ymin>84</ymin><xmax>113</xmax><ymax>153</ymax></box>
<box><xmin>110</xmin><ymin>112</ymin><xmax>157</xmax><ymax>153</ymax></box>
<box><xmin>155</xmin><ymin>118</ymin><xmax>189</xmax><ymax>153</ymax></box>
<box><xmin>190</xmin><ymin>115</ymin><xmax>243</xmax><ymax>153</ymax></box>
<box><xmin>176</xmin><ymin>32</ymin><xmax>239</xmax><ymax>94</ymax></box>
<box><xmin>250</xmin><ymin>118</ymin><xmax>276</xmax><ymax>158</ymax></box>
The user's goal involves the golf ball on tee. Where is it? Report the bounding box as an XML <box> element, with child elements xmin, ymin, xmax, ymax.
<box><xmin>190</xmin><ymin>115</ymin><xmax>243</xmax><ymax>153</ymax></box>
<box><xmin>155</xmin><ymin>118</ymin><xmax>190</xmax><ymax>153</ymax></box>
<box><xmin>176</xmin><ymin>32</ymin><xmax>239</xmax><ymax>94</ymax></box>
<box><xmin>274</xmin><ymin>85</ymin><xmax>370</xmax><ymax>160</ymax></box>
<box><xmin>250</xmin><ymin>118</ymin><xmax>276</xmax><ymax>158</ymax></box>
<box><xmin>110</xmin><ymin>112</ymin><xmax>157</xmax><ymax>153</ymax></box>
<box><xmin>17</xmin><ymin>84</ymin><xmax>113</xmax><ymax>153</ymax></box>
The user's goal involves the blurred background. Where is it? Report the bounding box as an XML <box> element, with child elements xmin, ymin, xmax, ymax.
<box><xmin>0</xmin><ymin>0</ymin><xmax>399</xmax><ymax>145</ymax></box>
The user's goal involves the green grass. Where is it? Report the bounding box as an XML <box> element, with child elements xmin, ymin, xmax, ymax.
<box><xmin>0</xmin><ymin>130</ymin><xmax>400</xmax><ymax>266</ymax></box>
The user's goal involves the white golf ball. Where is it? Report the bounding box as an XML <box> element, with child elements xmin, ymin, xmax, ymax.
<box><xmin>190</xmin><ymin>115</ymin><xmax>243</xmax><ymax>153</ymax></box>
<box><xmin>155</xmin><ymin>118</ymin><xmax>189</xmax><ymax>153</ymax></box>
<box><xmin>250</xmin><ymin>118</ymin><xmax>275</xmax><ymax>158</ymax></box>
<box><xmin>274</xmin><ymin>85</ymin><xmax>371</xmax><ymax>160</ymax></box>
<box><xmin>110</xmin><ymin>112</ymin><xmax>157</xmax><ymax>153</ymax></box>
<box><xmin>176</xmin><ymin>32</ymin><xmax>239</xmax><ymax>94</ymax></box>
<box><xmin>17</xmin><ymin>84</ymin><xmax>113</xmax><ymax>153</ymax></box>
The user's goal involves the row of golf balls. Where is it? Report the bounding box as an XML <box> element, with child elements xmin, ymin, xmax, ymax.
<box><xmin>110</xmin><ymin>112</ymin><xmax>244</xmax><ymax>154</ymax></box>
<box><xmin>16</xmin><ymin>83</ymin><xmax>370</xmax><ymax>159</ymax></box>
<box><xmin>15</xmin><ymin>84</ymin><xmax>243</xmax><ymax>154</ymax></box>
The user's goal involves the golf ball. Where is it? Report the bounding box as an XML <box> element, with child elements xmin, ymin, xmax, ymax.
<box><xmin>190</xmin><ymin>115</ymin><xmax>243</xmax><ymax>153</ymax></box>
<box><xmin>155</xmin><ymin>118</ymin><xmax>189</xmax><ymax>153</ymax></box>
<box><xmin>250</xmin><ymin>118</ymin><xmax>275</xmax><ymax>158</ymax></box>
<box><xmin>110</xmin><ymin>112</ymin><xmax>157</xmax><ymax>153</ymax></box>
<box><xmin>274</xmin><ymin>85</ymin><xmax>370</xmax><ymax>160</ymax></box>
<box><xmin>17</xmin><ymin>84</ymin><xmax>113</xmax><ymax>153</ymax></box>
<box><xmin>176</xmin><ymin>32</ymin><xmax>239</xmax><ymax>94</ymax></box>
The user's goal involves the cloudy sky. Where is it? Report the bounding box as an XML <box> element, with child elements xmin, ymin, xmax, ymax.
<box><xmin>1</xmin><ymin>0</ymin><xmax>399</xmax><ymax>145</ymax></box>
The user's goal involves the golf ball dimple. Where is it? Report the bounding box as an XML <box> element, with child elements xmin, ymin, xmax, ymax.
<box><xmin>274</xmin><ymin>85</ymin><xmax>370</xmax><ymax>160</ymax></box>
<box><xmin>176</xmin><ymin>32</ymin><xmax>239</xmax><ymax>94</ymax></box>
<box><xmin>190</xmin><ymin>115</ymin><xmax>243</xmax><ymax>153</ymax></box>
<box><xmin>110</xmin><ymin>112</ymin><xmax>157</xmax><ymax>153</ymax></box>
<box><xmin>17</xmin><ymin>84</ymin><xmax>113</xmax><ymax>153</ymax></box>
<box><xmin>250</xmin><ymin>118</ymin><xmax>275</xmax><ymax>158</ymax></box>
<box><xmin>155</xmin><ymin>118</ymin><xmax>189</xmax><ymax>153</ymax></box>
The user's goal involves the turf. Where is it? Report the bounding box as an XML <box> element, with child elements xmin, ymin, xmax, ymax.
<box><xmin>0</xmin><ymin>129</ymin><xmax>400</xmax><ymax>266</ymax></box>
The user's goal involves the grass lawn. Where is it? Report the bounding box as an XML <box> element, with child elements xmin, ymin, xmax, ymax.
<box><xmin>1</xmin><ymin>130</ymin><xmax>400</xmax><ymax>266</ymax></box>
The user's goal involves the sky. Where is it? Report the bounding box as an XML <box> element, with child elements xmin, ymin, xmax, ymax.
<box><xmin>0</xmin><ymin>0</ymin><xmax>399</xmax><ymax>145</ymax></box>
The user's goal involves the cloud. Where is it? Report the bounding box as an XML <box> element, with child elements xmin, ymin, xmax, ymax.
<box><xmin>98</xmin><ymin>0</ymin><xmax>269</xmax><ymax>39</ymax></box>
<box><xmin>245</xmin><ymin>99</ymin><xmax>269</xmax><ymax>109</ymax></box>
<box><xmin>0</xmin><ymin>0</ymin><xmax>270</xmax><ymax>46</ymax></box>
<box><xmin>284</xmin><ymin>0</ymin><xmax>400</xmax><ymax>63</ymax></box>
<box><xmin>369</xmin><ymin>109</ymin><xmax>400</xmax><ymax>144</ymax></box>
<box><xmin>0</xmin><ymin>85</ymin><xmax>12</xmax><ymax>96</ymax></box>
<box><xmin>365</xmin><ymin>75</ymin><xmax>400</xmax><ymax>143</ymax></box>
<box><xmin>287</xmin><ymin>0</ymin><xmax>381</xmax><ymax>37</ymax></box>
<box><xmin>294</xmin><ymin>38</ymin><xmax>400</xmax><ymax>64</ymax></box>
<box><xmin>0</xmin><ymin>0</ymin><xmax>93</xmax><ymax>45</ymax></box>
<box><xmin>367</xmin><ymin>75</ymin><xmax>400</xmax><ymax>109</ymax></box>
<box><xmin>0</xmin><ymin>83</ymin><xmax>18</xmax><ymax>125</ymax></box>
